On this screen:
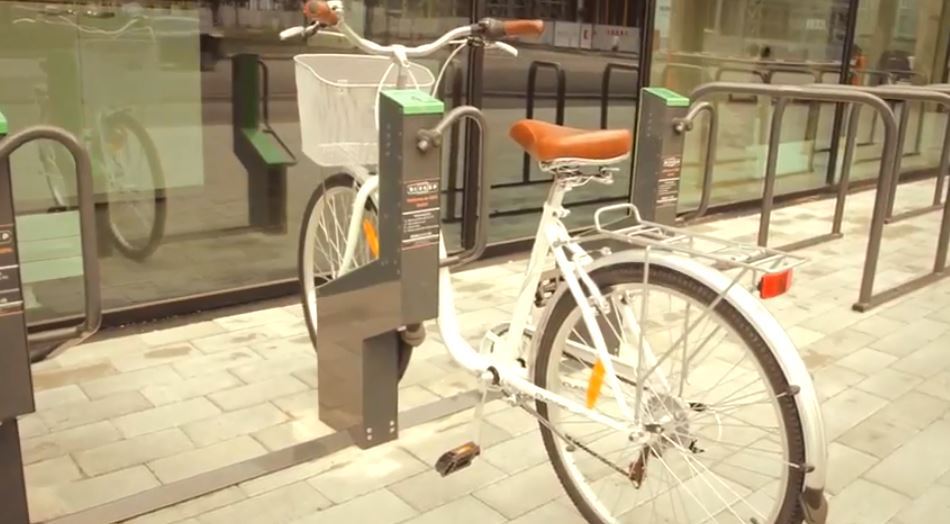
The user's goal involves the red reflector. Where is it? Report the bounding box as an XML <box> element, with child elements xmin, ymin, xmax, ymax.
<box><xmin>759</xmin><ymin>270</ymin><xmax>793</xmax><ymax>299</ymax></box>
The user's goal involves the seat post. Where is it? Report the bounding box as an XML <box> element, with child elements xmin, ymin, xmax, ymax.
<box><xmin>541</xmin><ymin>167</ymin><xmax>571</xmax><ymax>211</ymax></box>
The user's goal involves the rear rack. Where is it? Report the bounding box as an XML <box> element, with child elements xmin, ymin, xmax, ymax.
<box><xmin>590</xmin><ymin>204</ymin><xmax>808</xmax><ymax>280</ymax></box>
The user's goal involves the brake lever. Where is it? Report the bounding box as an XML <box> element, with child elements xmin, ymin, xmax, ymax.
<box><xmin>303</xmin><ymin>22</ymin><xmax>322</xmax><ymax>38</ymax></box>
<box><xmin>279</xmin><ymin>22</ymin><xmax>321</xmax><ymax>41</ymax></box>
<box><xmin>488</xmin><ymin>41</ymin><xmax>519</xmax><ymax>57</ymax></box>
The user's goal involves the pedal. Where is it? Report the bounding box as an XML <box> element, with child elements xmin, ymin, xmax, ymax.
<box><xmin>435</xmin><ymin>442</ymin><xmax>481</xmax><ymax>477</ymax></box>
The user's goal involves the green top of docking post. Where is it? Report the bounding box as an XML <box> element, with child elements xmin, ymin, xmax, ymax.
<box><xmin>643</xmin><ymin>87</ymin><xmax>690</xmax><ymax>107</ymax></box>
<box><xmin>0</xmin><ymin>109</ymin><xmax>7</xmax><ymax>135</ymax></box>
<box><xmin>382</xmin><ymin>90</ymin><xmax>445</xmax><ymax>115</ymax></box>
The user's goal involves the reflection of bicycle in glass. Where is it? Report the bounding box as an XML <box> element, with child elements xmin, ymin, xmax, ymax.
<box><xmin>16</xmin><ymin>6</ymin><xmax>167</xmax><ymax>261</ymax></box>
<box><xmin>283</xmin><ymin>3</ymin><xmax>829</xmax><ymax>523</ymax></box>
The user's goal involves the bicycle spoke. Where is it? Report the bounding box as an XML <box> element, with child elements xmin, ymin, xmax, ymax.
<box><xmin>651</xmin><ymin>450</ymin><xmax>720</xmax><ymax>522</ymax></box>
<box><xmin>328</xmin><ymin>194</ymin><xmax>348</xmax><ymax>262</ymax></box>
<box><xmin>661</xmin><ymin>434</ymin><xmax>766</xmax><ymax>522</ymax></box>
<box><xmin>541</xmin><ymin>264</ymin><xmax>795</xmax><ymax>524</ymax></box>
<box><xmin>678</xmin><ymin>301</ymin><xmax>691</xmax><ymax>396</ymax></box>
<box><xmin>314</xmin><ymin>203</ymin><xmax>343</xmax><ymax>276</ymax></box>
<box><xmin>702</xmin><ymin>398</ymin><xmax>779</xmax><ymax>413</ymax></box>
<box><xmin>690</xmin><ymin>364</ymin><xmax>767</xmax><ymax>409</ymax></box>
<box><xmin>640</xmin><ymin>267</ymin><xmax>750</xmax><ymax>385</ymax></box>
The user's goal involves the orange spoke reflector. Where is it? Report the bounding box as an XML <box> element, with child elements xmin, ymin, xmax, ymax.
<box><xmin>586</xmin><ymin>359</ymin><xmax>606</xmax><ymax>409</ymax></box>
<box><xmin>759</xmin><ymin>269</ymin><xmax>793</xmax><ymax>299</ymax></box>
<box><xmin>362</xmin><ymin>219</ymin><xmax>380</xmax><ymax>258</ymax></box>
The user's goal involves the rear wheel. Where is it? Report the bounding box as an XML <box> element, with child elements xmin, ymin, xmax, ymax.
<box><xmin>534</xmin><ymin>263</ymin><xmax>806</xmax><ymax>523</ymax></box>
<box><xmin>298</xmin><ymin>173</ymin><xmax>413</xmax><ymax>378</ymax></box>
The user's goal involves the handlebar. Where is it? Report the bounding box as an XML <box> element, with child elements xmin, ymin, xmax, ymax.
<box><xmin>279</xmin><ymin>24</ymin><xmax>319</xmax><ymax>40</ymax></box>
<box><xmin>288</xmin><ymin>0</ymin><xmax>542</xmax><ymax>60</ymax></box>
<box><xmin>480</xmin><ymin>18</ymin><xmax>545</xmax><ymax>39</ymax></box>
<box><xmin>504</xmin><ymin>20</ymin><xmax>544</xmax><ymax>36</ymax></box>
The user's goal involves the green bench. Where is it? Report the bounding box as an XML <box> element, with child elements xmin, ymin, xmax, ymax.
<box><xmin>232</xmin><ymin>53</ymin><xmax>297</xmax><ymax>233</ymax></box>
<box><xmin>242</xmin><ymin>127</ymin><xmax>296</xmax><ymax>167</ymax></box>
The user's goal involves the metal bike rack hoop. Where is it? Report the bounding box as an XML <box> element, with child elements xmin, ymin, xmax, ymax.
<box><xmin>418</xmin><ymin>105</ymin><xmax>491</xmax><ymax>268</ymax></box>
<box><xmin>835</xmin><ymin>84</ymin><xmax>950</xmax><ymax>311</ymax></box>
<box><xmin>687</xmin><ymin>83</ymin><xmax>900</xmax><ymax>290</ymax></box>
<box><xmin>518</xmin><ymin>61</ymin><xmax>566</xmax><ymax>186</ymax></box>
<box><xmin>808</xmin><ymin>84</ymin><xmax>950</xmax><ymax>220</ymax></box>
<box><xmin>599</xmin><ymin>62</ymin><xmax>638</xmax><ymax>129</ymax></box>
<box><xmin>441</xmin><ymin>60</ymin><xmax>465</xmax><ymax>223</ymax></box>
<box><xmin>0</xmin><ymin>125</ymin><xmax>102</xmax><ymax>356</ymax></box>
<box><xmin>674</xmin><ymin>101</ymin><xmax>718</xmax><ymax>221</ymax></box>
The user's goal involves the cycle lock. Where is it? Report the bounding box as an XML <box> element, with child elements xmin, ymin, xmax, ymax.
<box><xmin>315</xmin><ymin>90</ymin><xmax>448</xmax><ymax>449</ymax></box>
<box><xmin>631</xmin><ymin>87</ymin><xmax>691</xmax><ymax>226</ymax></box>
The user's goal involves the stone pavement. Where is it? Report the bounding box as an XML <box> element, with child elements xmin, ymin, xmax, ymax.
<box><xmin>18</xmin><ymin>177</ymin><xmax>950</xmax><ymax>523</ymax></box>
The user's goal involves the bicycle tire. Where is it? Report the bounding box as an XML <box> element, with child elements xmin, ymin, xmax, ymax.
<box><xmin>103</xmin><ymin>112</ymin><xmax>167</xmax><ymax>261</ymax></box>
<box><xmin>39</xmin><ymin>140</ymin><xmax>70</xmax><ymax>209</ymax></box>
<box><xmin>533</xmin><ymin>263</ymin><xmax>806</xmax><ymax>524</ymax></box>
<box><xmin>34</xmin><ymin>87</ymin><xmax>71</xmax><ymax>210</ymax></box>
<box><xmin>297</xmin><ymin>173</ymin><xmax>413</xmax><ymax>380</ymax></box>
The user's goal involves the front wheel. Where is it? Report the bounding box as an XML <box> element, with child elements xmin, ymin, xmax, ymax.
<box><xmin>102</xmin><ymin>112</ymin><xmax>167</xmax><ymax>261</ymax></box>
<box><xmin>297</xmin><ymin>173</ymin><xmax>413</xmax><ymax>379</ymax></box>
<box><xmin>534</xmin><ymin>263</ymin><xmax>807</xmax><ymax>524</ymax></box>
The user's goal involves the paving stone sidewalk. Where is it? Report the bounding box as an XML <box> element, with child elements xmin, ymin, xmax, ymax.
<box><xmin>19</xmin><ymin>177</ymin><xmax>950</xmax><ymax>523</ymax></box>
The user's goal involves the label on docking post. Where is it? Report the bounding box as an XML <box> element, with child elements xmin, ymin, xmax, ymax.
<box><xmin>402</xmin><ymin>179</ymin><xmax>441</xmax><ymax>250</ymax></box>
<box><xmin>657</xmin><ymin>155</ymin><xmax>682</xmax><ymax>207</ymax></box>
<box><xmin>0</xmin><ymin>225</ymin><xmax>23</xmax><ymax>307</ymax></box>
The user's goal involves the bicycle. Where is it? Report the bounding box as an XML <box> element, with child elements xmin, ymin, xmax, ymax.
<box><xmin>287</xmin><ymin>3</ymin><xmax>829</xmax><ymax>522</ymax></box>
<box><xmin>283</xmin><ymin>0</ymin><xmax>524</xmax><ymax>377</ymax></box>
<box><xmin>15</xmin><ymin>6</ymin><xmax>167</xmax><ymax>261</ymax></box>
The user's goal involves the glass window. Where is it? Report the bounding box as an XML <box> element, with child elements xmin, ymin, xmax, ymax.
<box><xmin>0</xmin><ymin>0</ymin><xmax>472</xmax><ymax>323</ymax></box>
<box><xmin>652</xmin><ymin>0</ymin><xmax>850</xmax><ymax>212</ymax></box>
<box><xmin>476</xmin><ymin>0</ymin><xmax>644</xmax><ymax>243</ymax></box>
<box><xmin>851</xmin><ymin>0</ymin><xmax>950</xmax><ymax>186</ymax></box>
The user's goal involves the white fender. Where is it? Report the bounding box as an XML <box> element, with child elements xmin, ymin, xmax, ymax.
<box><xmin>531</xmin><ymin>249</ymin><xmax>828</xmax><ymax>497</ymax></box>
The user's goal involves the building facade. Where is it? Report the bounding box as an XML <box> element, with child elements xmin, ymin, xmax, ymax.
<box><xmin>0</xmin><ymin>0</ymin><xmax>947</xmax><ymax>326</ymax></box>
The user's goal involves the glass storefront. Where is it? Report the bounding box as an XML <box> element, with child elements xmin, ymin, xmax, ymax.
<box><xmin>848</xmin><ymin>0</ymin><xmax>950</xmax><ymax>185</ymax></box>
<box><xmin>472</xmin><ymin>0</ymin><xmax>644</xmax><ymax>242</ymax></box>
<box><xmin>0</xmin><ymin>0</ymin><xmax>947</xmax><ymax>324</ymax></box>
<box><xmin>652</xmin><ymin>0</ymin><xmax>950</xmax><ymax>211</ymax></box>
<box><xmin>652</xmin><ymin>0</ymin><xmax>851</xmax><ymax>209</ymax></box>
<box><xmin>0</xmin><ymin>0</ymin><xmax>472</xmax><ymax>323</ymax></box>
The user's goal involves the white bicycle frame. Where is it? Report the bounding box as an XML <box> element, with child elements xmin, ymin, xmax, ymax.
<box><xmin>434</xmin><ymin>171</ymin><xmax>828</xmax><ymax>495</ymax></box>
<box><xmin>436</xmin><ymin>173</ymin><xmax>653</xmax><ymax>436</ymax></box>
<box><xmin>294</xmin><ymin>2</ymin><xmax>828</xmax><ymax>504</ymax></box>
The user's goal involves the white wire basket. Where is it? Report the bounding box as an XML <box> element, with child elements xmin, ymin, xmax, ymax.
<box><xmin>294</xmin><ymin>54</ymin><xmax>435</xmax><ymax>167</ymax></box>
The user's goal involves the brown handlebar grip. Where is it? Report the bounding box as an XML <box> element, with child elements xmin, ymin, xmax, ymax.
<box><xmin>503</xmin><ymin>20</ymin><xmax>544</xmax><ymax>37</ymax></box>
<box><xmin>303</xmin><ymin>1</ymin><xmax>339</xmax><ymax>25</ymax></box>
